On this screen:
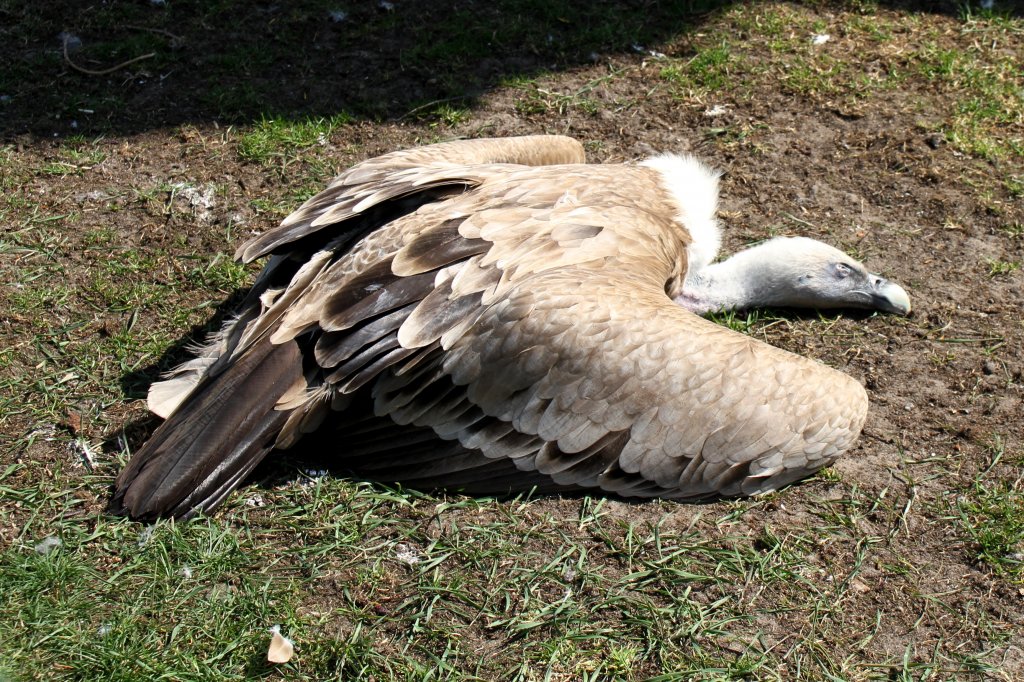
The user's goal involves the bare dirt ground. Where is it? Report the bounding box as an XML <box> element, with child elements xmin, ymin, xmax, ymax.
<box><xmin>2</xmin><ymin>1</ymin><xmax>1022</xmax><ymax>680</ymax></box>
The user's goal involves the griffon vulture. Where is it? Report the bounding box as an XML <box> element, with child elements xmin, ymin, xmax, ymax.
<box><xmin>112</xmin><ymin>135</ymin><xmax>910</xmax><ymax>520</ymax></box>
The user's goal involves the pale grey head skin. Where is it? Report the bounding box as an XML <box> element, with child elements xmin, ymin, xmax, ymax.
<box><xmin>676</xmin><ymin>236</ymin><xmax>912</xmax><ymax>317</ymax></box>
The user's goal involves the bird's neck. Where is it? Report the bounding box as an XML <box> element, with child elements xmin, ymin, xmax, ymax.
<box><xmin>675</xmin><ymin>243</ymin><xmax>790</xmax><ymax>314</ymax></box>
<box><xmin>676</xmin><ymin>266</ymin><xmax>750</xmax><ymax>315</ymax></box>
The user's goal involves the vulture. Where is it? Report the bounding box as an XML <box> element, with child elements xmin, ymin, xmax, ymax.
<box><xmin>112</xmin><ymin>135</ymin><xmax>911</xmax><ymax>520</ymax></box>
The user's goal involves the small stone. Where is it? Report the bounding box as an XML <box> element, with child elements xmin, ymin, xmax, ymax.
<box><xmin>394</xmin><ymin>542</ymin><xmax>423</xmax><ymax>565</ymax></box>
<box><xmin>850</xmin><ymin>577</ymin><xmax>870</xmax><ymax>593</ymax></box>
<box><xmin>925</xmin><ymin>134</ymin><xmax>944</xmax><ymax>149</ymax></box>
<box><xmin>983</xmin><ymin>361</ymin><xmax>998</xmax><ymax>375</ymax></box>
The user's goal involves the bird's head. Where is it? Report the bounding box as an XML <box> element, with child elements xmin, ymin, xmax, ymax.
<box><xmin>754</xmin><ymin>237</ymin><xmax>911</xmax><ymax>315</ymax></box>
<box><xmin>681</xmin><ymin>236</ymin><xmax>911</xmax><ymax>316</ymax></box>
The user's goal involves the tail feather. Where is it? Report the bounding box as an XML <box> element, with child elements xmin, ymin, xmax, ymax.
<box><xmin>112</xmin><ymin>337</ymin><xmax>303</xmax><ymax>520</ymax></box>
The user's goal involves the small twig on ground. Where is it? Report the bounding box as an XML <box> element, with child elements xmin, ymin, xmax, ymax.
<box><xmin>781</xmin><ymin>211</ymin><xmax>819</xmax><ymax>230</ymax></box>
<box><xmin>63</xmin><ymin>35</ymin><xmax>156</xmax><ymax>76</ymax></box>
<box><xmin>123</xmin><ymin>24</ymin><xmax>185</xmax><ymax>45</ymax></box>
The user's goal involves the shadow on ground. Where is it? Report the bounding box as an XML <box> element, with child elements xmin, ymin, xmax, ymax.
<box><xmin>1</xmin><ymin>0</ymin><xmax>1013</xmax><ymax>137</ymax></box>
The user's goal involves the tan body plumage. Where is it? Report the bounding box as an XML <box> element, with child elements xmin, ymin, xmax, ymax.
<box><xmin>113</xmin><ymin>135</ymin><xmax>906</xmax><ymax>520</ymax></box>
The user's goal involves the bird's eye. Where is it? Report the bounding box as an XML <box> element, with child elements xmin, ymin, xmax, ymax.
<box><xmin>832</xmin><ymin>262</ymin><xmax>853</xmax><ymax>279</ymax></box>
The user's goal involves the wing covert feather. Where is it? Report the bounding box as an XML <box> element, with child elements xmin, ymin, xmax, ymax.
<box><xmin>369</xmin><ymin>268</ymin><xmax>869</xmax><ymax>498</ymax></box>
<box><xmin>237</xmin><ymin>136</ymin><xmax>585</xmax><ymax>263</ymax></box>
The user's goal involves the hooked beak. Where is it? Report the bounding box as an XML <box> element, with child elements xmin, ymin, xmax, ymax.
<box><xmin>869</xmin><ymin>275</ymin><xmax>911</xmax><ymax>315</ymax></box>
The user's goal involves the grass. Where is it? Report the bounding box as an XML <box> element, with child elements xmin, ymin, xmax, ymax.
<box><xmin>950</xmin><ymin>436</ymin><xmax>1024</xmax><ymax>581</ymax></box>
<box><xmin>0</xmin><ymin>476</ymin><xmax>925</xmax><ymax>681</ymax></box>
<box><xmin>510</xmin><ymin>68</ymin><xmax>629</xmax><ymax>118</ymax></box>
<box><xmin>425</xmin><ymin>104</ymin><xmax>472</xmax><ymax>128</ymax></box>
<box><xmin>985</xmin><ymin>258</ymin><xmax>1021</xmax><ymax>277</ymax></box>
<box><xmin>917</xmin><ymin>41</ymin><xmax>1024</xmax><ymax>160</ymax></box>
<box><xmin>0</xmin><ymin>189</ymin><xmax>256</xmax><ymax>427</ymax></box>
<box><xmin>673</xmin><ymin>3</ymin><xmax>1024</xmax><ymax>162</ymax></box>
<box><xmin>237</xmin><ymin>115</ymin><xmax>353</xmax><ymax>166</ymax></box>
<box><xmin>706</xmin><ymin>308</ymin><xmax>784</xmax><ymax>335</ymax></box>
<box><xmin>955</xmin><ymin>481</ymin><xmax>1024</xmax><ymax>579</ymax></box>
<box><xmin>660</xmin><ymin>44</ymin><xmax>735</xmax><ymax>92</ymax></box>
<box><xmin>0</xmin><ymin>513</ymin><xmax>299</xmax><ymax>680</ymax></box>
<box><xmin>999</xmin><ymin>221</ymin><xmax>1024</xmax><ymax>239</ymax></box>
<box><xmin>37</xmin><ymin>138</ymin><xmax>107</xmax><ymax>177</ymax></box>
